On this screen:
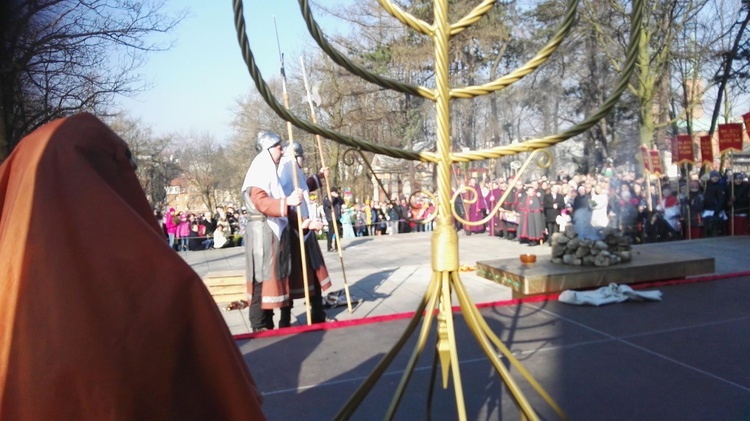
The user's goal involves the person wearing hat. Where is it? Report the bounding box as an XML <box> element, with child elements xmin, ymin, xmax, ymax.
<box><xmin>277</xmin><ymin>141</ymin><xmax>333</xmax><ymax>325</ymax></box>
<box><xmin>543</xmin><ymin>183</ymin><xmax>565</xmax><ymax>243</ymax></box>
<box><xmin>660</xmin><ymin>184</ymin><xmax>681</xmax><ymax>235</ymax></box>
<box><xmin>683</xmin><ymin>179</ymin><xmax>705</xmax><ymax>239</ymax></box>
<box><xmin>323</xmin><ymin>187</ymin><xmax>344</xmax><ymax>250</ymax></box>
<box><xmin>241</xmin><ymin>131</ymin><xmax>304</xmax><ymax>332</ymax></box>
<box><xmin>727</xmin><ymin>172</ymin><xmax>750</xmax><ymax>235</ymax></box>
<box><xmin>164</xmin><ymin>207</ymin><xmax>178</xmax><ymax>249</ymax></box>
<box><xmin>702</xmin><ymin>170</ymin><xmax>726</xmax><ymax>237</ymax></box>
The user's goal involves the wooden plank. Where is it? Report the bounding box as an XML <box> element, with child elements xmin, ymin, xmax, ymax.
<box><xmin>210</xmin><ymin>293</ymin><xmax>247</xmax><ymax>303</ymax></box>
<box><xmin>204</xmin><ymin>276</ymin><xmax>246</xmax><ymax>287</ymax></box>
<box><xmin>204</xmin><ymin>270</ymin><xmax>245</xmax><ymax>279</ymax></box>
<box><xmin>206</xmin><ymin>284</ymin><xmax>246</xmax><ymax>295</ymax></box>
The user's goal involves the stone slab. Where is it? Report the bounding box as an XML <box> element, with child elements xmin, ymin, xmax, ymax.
<box><xmin>476</xmin><ymin>247</ymin><xmax>715</xmax><ymax>297</ymax></box>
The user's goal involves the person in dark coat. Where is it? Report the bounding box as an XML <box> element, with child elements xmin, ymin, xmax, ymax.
<box><xmin>682</xmin><ymin>179</ymin><xmax>704</xmax><ymax>239</ymax></box>
<box><xmin>188</xmin><ymin>222</ymin><xmax>204</xmax><ymax>251</ymax></box>
<box><xmin>518</xmin><ymin>185</ymin><xmax>545</xmax><ymax>246</ymax></box>
<box><xmin>703</xmin><ymin>170</ymin><xmax>727</xmax><ymax>237</ymax></box>
<box><xmin>323</xmin><ymin>188</ymin><xmax>344</xmax><ymax>251</ymax></box>
<box><xmin>543</xmin><ymin>184</ymin><xmax>565</xmax><ymax>243</ymax></box>
<box><xmin>727</xmin><ymin>172</ymin><xmax>749</xmax><ymax>235</ymax></box>
<box><xmin>502</xmin><ymin>180</ymin><xmax>522</xmax><ymax>240</ymax></box>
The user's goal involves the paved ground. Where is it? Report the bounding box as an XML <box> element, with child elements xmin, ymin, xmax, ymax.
<box><xmin>183</xmin><ymin>230</ymin><xmax>533</xmax><ymax>334</ymax></box>
<box><xmin>183</xmin><ymin>234</ymin><xmax>750</xmax><ymax>420</ymax></box>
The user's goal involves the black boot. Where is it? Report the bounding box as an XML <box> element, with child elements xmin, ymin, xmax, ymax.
<box><xmin>278</xmin><ymin>306</ymin><xmax>292</xmax><ymax>328</ymax></box>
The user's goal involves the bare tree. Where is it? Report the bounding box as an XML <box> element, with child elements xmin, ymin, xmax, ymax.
<box><xmin>174</xmin><ymin>132</ymin><xmax>232</xmax><ymax>213</ymax></box>
<box><xmin>707</xmin><ymin>1</ymin><xmax>750</xmax><ymax>136</ymax></box>
<box><xmin>0</xmin><ymin>0</ymin><xmax>184</xmax><ymax>158</ymax></box>
<box><xmin>107</xmin><ymin>112</ymin><xmax>178</xmax><ymax>209</ymax></box>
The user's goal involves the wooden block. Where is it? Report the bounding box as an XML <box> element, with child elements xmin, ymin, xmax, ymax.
<box><xmin>203</xmin><ymin>271</ymin><xmax>247</xmax><ymax>304</ymax></box>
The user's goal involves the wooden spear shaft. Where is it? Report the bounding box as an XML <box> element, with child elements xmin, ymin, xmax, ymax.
<box><xmin>684</xmin><ymin>163</ymin><xmax>691</xmax><ymax>239</ymax></box>
<box><xmin>731</xmin><ymin>152</ymin><xmax>735</xmax><ymax>236</ymax></box>
<box><xmin>300</xmin><ymin>56</ymin><xmax>354</xmax><ymax>313</ymax></box>
<box><xmin>645</xmin><ymin>171</ymin><xmax>653</xmax><ymax>212</ymax></box>
<box><xmin>276</xmin><ymin>20</ymin><xmax>312</xmax><ymax>325</ymax></box>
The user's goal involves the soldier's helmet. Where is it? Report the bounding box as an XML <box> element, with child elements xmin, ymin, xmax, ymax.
<box><xmin>291</xmin><ymin>141</ymin><xmax>304</xmax><ymax>157</ymax></box>
<box><xmin>255</xmin><ymin>131</ymin><xmax>282</xmax><ymax>152</ymax></box>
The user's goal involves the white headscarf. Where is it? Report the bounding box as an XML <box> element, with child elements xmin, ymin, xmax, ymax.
<box><xmin>241</xmin><ymin>149</ymin><xmax>287</xmax><ymax>240</ymax></box>
<box><xmin>278</xmin><ymin>153</ymin><xmax>322</xmax><ymax>241</ymax></box>
<box><xmin>278</xmin><ymin>154</ymin><xmax>311</xmax><ymax>219</ymax></box>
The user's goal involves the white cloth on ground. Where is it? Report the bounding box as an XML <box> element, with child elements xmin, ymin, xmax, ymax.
<box><xmin>558</xmin><ymin>283</ymin><xmax>662</xmax><ymax>306</ymax></box>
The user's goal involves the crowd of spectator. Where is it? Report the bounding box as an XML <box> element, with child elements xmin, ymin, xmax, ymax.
<box><xmin>319</xmin><ymin>192</ymin><xmax>437</xmax><ymax>252</ymax></box>
<box><xmin>156</xmin><ymin>205</ymin><xmax>248</xmax><ymax>252</ymax></box>
<box><xmin>156</xmin><ymin>168</ymin><xmax>749</xmax><ymax>252</ymax></box>
<box><xmin>452</xmin><ymin>168</ymin><xmax>750</xmax><ymax>245</ymax></box>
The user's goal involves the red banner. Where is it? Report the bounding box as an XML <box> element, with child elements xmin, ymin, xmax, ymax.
<box><xmin>648</xmin><ymin>150</ymin><xmax>663</xmax><ymax>176</ymax></box>
<box><xmin>674</xmin><ymin>135</ymin><xmax>695</xmax><ymax>165</ymax></box>
<box><xmin>718</xmin><ymin>123</ymin><xmax>743</xmax><ymax>154</ymax></box>
<box><xmin>699</xmin><ymin>135</ymin><xmax>713</xmax><ymax>165</ymax></box>
<box><xmin>639</xmin><ymin>145</ymin><xmax>651</xmax><ymax>172</ymax></box>
<box><xmin>744</xmin><ymin>112</ymin><xmax>750</xmax><ymax>138</ymax></box>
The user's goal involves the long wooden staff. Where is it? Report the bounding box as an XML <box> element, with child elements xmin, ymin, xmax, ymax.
<box><xmin>640</xmin><ymin>146</ymin><xmax>653</xmax><ymax>212</ymax></box>
<box><xmin>643</xmin><ymin>166</ymin><xmax>653</xmax><ymax>213</ymax></box>
<box><xmin>731</xmin><ymin>154</ymin><xmax>735</xmax><ymax>236</ymax></box>
<box><xmin>684</xmin><ymin>163</ymin><xmax>691</xmax><ymax>239</ymax></box>
<box><xmin>275</xmin><ymin>19</ymin><xmax>312</xmax><ymax>325</ymax></box>
<box><xmin>300</xmin><ymin>56</ymin><xmax>353</xmax><ymax>313</ymax></box>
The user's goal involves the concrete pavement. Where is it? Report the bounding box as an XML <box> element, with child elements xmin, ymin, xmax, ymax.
<box><xmin>182</xmin><ymin>230</ymin><xmax>533</xmax><ymax>334</ymax></box>
<box><xmin>182</xmin><ymin>233</ymin><xmax>750</xmax><ymax>420</ymax></box>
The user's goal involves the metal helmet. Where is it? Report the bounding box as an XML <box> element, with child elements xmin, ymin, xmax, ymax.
<box><xmin>291</xmin><ymin>141</ymin><xmax>304</xmax><ymax>157</ymax></box>
<box><xmin>255</xmin><ymin>131</ymin><xmax>282</xmax><ymax>152</ymax></box>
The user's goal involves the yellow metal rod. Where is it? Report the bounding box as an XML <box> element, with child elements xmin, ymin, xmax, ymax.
<box><xmin>280</xmin><ymin>61</ymin><xmax>312</xmax><ymax>326</ymax></box>
<box><xmin>299</xmin><ymin>56</ymin><xmax>354</xmax><ymax>313</ymax></box>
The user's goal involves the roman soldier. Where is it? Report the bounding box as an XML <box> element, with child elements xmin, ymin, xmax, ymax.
<box><xmin>278</xmin><ymin>141</ymin><xmax>332</xmax><ymax>324</ymax></box>
<box><xmin>242</xmin><ymin>131</ymin><xmax>303</xmax><ymax>332</ymax></box>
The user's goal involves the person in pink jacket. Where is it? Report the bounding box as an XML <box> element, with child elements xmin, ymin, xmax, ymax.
<box><xmin>175</xmin><ymin>212</ymin><xmax>191</xmax><ymax>251</ymax></box>
<box><xmin>164</xmin><ymin>207</ymin><xmax>178</xmax><ymax>249</ymax></box>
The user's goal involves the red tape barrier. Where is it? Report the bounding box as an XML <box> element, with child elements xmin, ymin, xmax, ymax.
<box><xmin>233</xmin><ymin>269</ymin><xmax>750</xmax><ymax>341</ymax></box>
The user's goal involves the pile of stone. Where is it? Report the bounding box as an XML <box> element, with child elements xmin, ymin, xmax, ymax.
<box><xmin>550</xmin><ymin>226</ymin><xmax>632</xmax><ymax>267</ymax></box>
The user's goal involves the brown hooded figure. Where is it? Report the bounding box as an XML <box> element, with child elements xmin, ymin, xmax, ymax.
<box><xmin>0</xmin><ymin>114</ymin><xmax>266</xmax><ymax>420</ymax></box>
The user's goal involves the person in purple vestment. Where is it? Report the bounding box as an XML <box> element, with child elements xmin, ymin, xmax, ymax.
<box><xmin>465</xmin><ymin>177</ymin><xmax>487</xmax><ymax>235</ymax></box>
<box><xmin>487</xmin><ymin>180</ymin><xmax>503</xmax><ymax>237</ymax></box>
<box><xmin>519</xmin><ymin>185</ymin><xmax>545</xmax><ymax>246</ymax></box>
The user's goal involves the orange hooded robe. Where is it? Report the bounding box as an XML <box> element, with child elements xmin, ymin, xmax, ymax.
<box><xmin>0</xmin><ymin>114</ymin><xmax>265</xmax><ymax>420</ymax></box>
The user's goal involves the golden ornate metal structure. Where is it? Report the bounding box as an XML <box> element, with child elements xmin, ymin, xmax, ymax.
<box><xmin>232</xmin><ymin>0</ymin><xmax>644</xmax><ymax>418</ymax></box>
